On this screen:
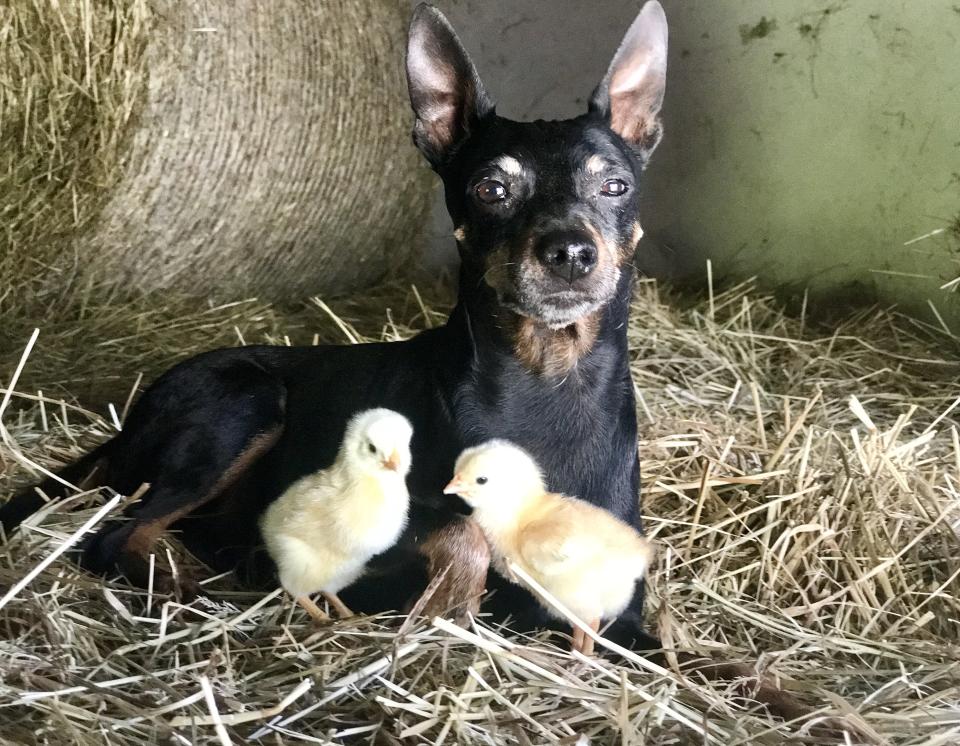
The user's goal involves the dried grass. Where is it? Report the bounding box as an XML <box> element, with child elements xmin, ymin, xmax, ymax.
<box><xmin>2</xmin><ymin>277</ymin><xmax>960</xmax><ymax>744</ymax></box>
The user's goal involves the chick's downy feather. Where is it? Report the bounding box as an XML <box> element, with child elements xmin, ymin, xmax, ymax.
<box><xmin>447</xmin><ymin>440</ymin><xmax>652</xmax><ymax>624</ymax></box>
<box><xmin>512</xmin><ymin>496</ymin><xmax>652</xmax><ymax>622</ymax></box>
<box><xmin>260</xmin><ymin>408</ymin><xmax>412</xmax><ymax>598</ymax></box>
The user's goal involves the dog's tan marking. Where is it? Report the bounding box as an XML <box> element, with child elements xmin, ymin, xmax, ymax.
<box><xmin>581</xmin><ymin>221</ymin><xmax>618</xmax><ymax>267</ymax></box>
<box><xmin>494</xmin><ymin>155</ymin><xmax>523</xmax><ymax>176</ymax></box>
<box><xmin>512</xmin><ymin>312</ymin><xmax>599</xmax><ymax>377</ymax></box>
<box><xmin>120</xmin><ymin>427</ymin><xmax>283</xmax><ymax>589</ymax></box>
<box><xmin>585</xmin><ymin>154</ymin><xmax>607</xmax><ymax>174</ymax></box>
<box><xmin>620</xmin><ymin>220</ymin><xmax>645</xmax><ymax>259</ymax></box>
<box><xmin>480</xmin><ymin>243</ymin><xmax>514</xmax><ymax>295</ymax></box>
<box><xmin>418</xmin><ymin>518</ymin><xmax>491</xmax><ymax>625</ymax></box>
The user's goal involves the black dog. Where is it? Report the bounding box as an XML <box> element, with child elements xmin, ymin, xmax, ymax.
<box><xmin>2</xmin><ymin>2</ymin><xmax>668</xmax><ymax>648</ymax></box>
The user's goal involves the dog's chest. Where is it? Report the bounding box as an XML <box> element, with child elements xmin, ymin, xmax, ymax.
<box><xmin>453</xmin><ymin>357</ymin><xmax>637</xmax><ymax>512</ymax></box>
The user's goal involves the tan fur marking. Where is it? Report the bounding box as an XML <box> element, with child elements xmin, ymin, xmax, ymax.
<box><xmin>494</xmin><ymin>155</ymin><xmax>523</xmax><ymax>176</ymax></box>
<box><xmin>120</xmin><ymin>428</ymin><xmax>283</xmax><ymax>585</ymax></box>
<box><xmin>585</xmin><ymin>154</ymin><xmax>606</xmax><ymax>174</ymax></box>
<box><xmin>674</xmin><ymin>653</ymin><xmax>865</xmax><ymax>740</ymax></box>
<box><xmin>480</xmin><ymin>243</ymin><xmax>515</xmax><ymax>295</ymax></box>
<box><xmin>418</xmin><ymin>518</ymin><xmax>491</xmax><ymax>625</ymax></box>
<box><xmin>581</xmin><ymin>221</ymin><xmax>617</xmax><ymax>268</ymax></box>
<box><xmin>621</xmin><ymin>220</ymin><xmax>645</xmax><ymax>259</ymax></box>
<box><xmin>512</xmin><ymin>313</ymin><xmax>600</xmax><ymax>377</ymax></box>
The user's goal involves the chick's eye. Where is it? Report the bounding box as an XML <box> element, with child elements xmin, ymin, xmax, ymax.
<box><xmin>475</xmin><ymin>476</ymin><xmax>488</xmax><ymax>485</ymax></box>
<box><xmin>475</xmin><ymin>179</ymin><xmax>507</xmax><ymax>204</ymax></box>
<box><xmin>600</xmin><ymin>179</ymin><xmax>629</xmax><ymax>197</ymax></box>
<box><xmin>367</xmin><ymin>442</ymin><xmax>377</xmax><ymax>454</ymax></box>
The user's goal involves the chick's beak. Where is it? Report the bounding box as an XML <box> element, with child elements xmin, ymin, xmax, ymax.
<box><xmin>381</xmin><ymin>449</ymin><xmax>402</xmax><ymax>472</ymax></box>
<box><xmin>443</xmin><ymin>474</ymin><xmax>467</xmax><ymax>495</ymax></box>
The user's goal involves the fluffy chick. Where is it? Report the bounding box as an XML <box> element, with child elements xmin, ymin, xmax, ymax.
<box><xmin>260</xmin><ymin>408</ymin><xmax>413</xmax><ymax>622</ymax></box>
<box><xmin>444</xmin><ymin>440</ymin><xmax>652</xmax><ymax>655</ymax></box>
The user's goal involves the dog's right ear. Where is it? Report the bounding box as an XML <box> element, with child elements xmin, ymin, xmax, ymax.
<box><xmin>589</xmin><ymin>1</ymin><xmax>668</xmax><ymax>163</ymax></box>
<box><xmin>406</xmin><ymin>4</ymin><xmax>493</xmax><ymax>167</ymax></box>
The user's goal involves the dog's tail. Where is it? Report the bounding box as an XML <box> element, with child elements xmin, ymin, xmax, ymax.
<box><xmin>0</xmin><ymin>442</ymin><xmax>114</xmax><ymax>536</ymax></box>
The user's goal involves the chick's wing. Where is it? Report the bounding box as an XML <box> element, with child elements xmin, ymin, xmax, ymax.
<box><xmin>516</xmin><ymin>498</ymin><xmax>608</xmax><ymax>576</ymax></box>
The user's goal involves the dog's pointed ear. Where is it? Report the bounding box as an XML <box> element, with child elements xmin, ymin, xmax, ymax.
<box><xmin>406</xmin><ymin>3</ymin><xmax>493</xmax><ymax>167</ymax></box>
<box><xmin>589</xmin><ymin>1</ymin><xmax>668</xmax><ymax>162</ymax></box>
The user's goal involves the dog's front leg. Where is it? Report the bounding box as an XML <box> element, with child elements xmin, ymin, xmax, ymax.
<box><xmin>414</xmin><ymin>517</ymin><xmax>491</xmax><ymax>625</ymax></box>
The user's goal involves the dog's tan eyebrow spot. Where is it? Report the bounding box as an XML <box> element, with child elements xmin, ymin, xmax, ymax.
<box><xmin>494</xmin><ymin>155</ymin><xmax>523</xmax><ymax>176</ymax></box>
<box><xmin>454</xmin><ymin>226</ymin><xmax>466</xmax><ymax>242</ymax></box>
<box><xmin>585</xmin><ymin>155</ymin><xmax>607</xmax><ymax>174</ymax></box>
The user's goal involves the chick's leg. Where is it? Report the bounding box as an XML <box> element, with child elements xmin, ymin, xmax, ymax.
<box><xmin>296</xmin><ymin>595</ymin><xmax>330</xmax><ymax>623</ymax></box>
<box><xmin>571</xmin><ymin>619</ymin><xmax>600</xmax><ymax>655</ymax></box>
<box><xmin>579</xmin><ymin>619</ymin><xmax>601</xmax><ymax>657</ymax></box>
<box><xmin>571</xmin><ymin>626</ymin><xmax>585</xmax><ymax>653</ymax></box>
<box><xmin>322</xmin><ymin>592</ymin><xmax>354</xmax><ymax>618</ymax></box>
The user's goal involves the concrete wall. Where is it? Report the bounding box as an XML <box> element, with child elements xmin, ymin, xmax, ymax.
<box><xmin>414</xmin><ymin>1</ymin><xmax>960</xmax><ymax>327</ymax></box>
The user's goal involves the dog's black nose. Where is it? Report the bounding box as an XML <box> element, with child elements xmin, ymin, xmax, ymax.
<box><xmin>536</xmin><ymin>232</ymin><xmax>598</xmax><ymax>283</ymax></box>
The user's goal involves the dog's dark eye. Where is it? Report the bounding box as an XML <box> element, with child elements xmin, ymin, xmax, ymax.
<box><xmin>600</xmin><ymin>179</ymin><xmax>629</xmax><ymax>197</ymax></box>
<box><xmin>475</xmin><ymin>180</ymin><xmax>508</xmax><ymax>204</ymax></box>
<box><xmin>476</xmin><ymin>476</ymin><xmax>488</xmax><ymax>485</ymax></box>
<box><xmin>367</xmin><ymin>442</ymin><xmax>377</xmax><ymax>454</ymax></box>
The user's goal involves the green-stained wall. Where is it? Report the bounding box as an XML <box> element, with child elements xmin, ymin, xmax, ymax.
<box><xmin>642</xmin><ymin>1</ymin><xmax>960</xmax><ymax>327</ymax></box>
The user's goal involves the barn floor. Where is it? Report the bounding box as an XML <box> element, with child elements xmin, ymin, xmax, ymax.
<box><xmin>1</xmin><ymin>278</ymin><xmax>959</xmax><ymax>745</ymax></box>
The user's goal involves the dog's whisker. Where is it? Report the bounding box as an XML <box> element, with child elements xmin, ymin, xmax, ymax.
<box><xmin>476</xmin><ymin>261</ymin><xmax>518</xmax><ymax>291</ymax></box>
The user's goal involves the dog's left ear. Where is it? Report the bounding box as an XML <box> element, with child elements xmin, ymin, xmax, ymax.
<box><xmin>406</xmin><ymin>4</ymin><xmax>493</xmax><ymax>168</ymax></box>
<box><xmin>590</xmin><ymin>1</ymin><xmax>668</xmax><ymax>162</ymax></box>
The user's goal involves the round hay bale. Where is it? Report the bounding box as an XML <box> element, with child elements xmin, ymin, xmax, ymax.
<box><xmin>0</xmin><ymin>0</ymin><xmax>432</xmax><ymax>301</ymax></box>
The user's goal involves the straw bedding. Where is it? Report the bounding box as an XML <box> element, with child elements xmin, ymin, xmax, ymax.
<box><xmin>1</xmin><ymin>278</ymin><xmax>959</xmax><ymax>744</ymax></box>
<box><xmin>0</xmin><ymin>0</ymin><xmax>431</xmax><ymax>301</ymax></box>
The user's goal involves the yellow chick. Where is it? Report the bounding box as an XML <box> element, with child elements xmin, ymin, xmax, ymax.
<box><xmin>259</xmin><ymin>408</ymin><xmax>413</xmax><ymax>622</ymax></box>
<box><xmin>444</xmin><ymin>440</ymin><xmax>652</xmax><ymax>655</ymax></box>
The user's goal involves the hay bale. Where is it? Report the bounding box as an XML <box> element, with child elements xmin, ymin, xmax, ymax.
<box><xmin>0</xmin><ymin>0</ymin><xmax>431</xmax><ymax>301</ymax></box>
